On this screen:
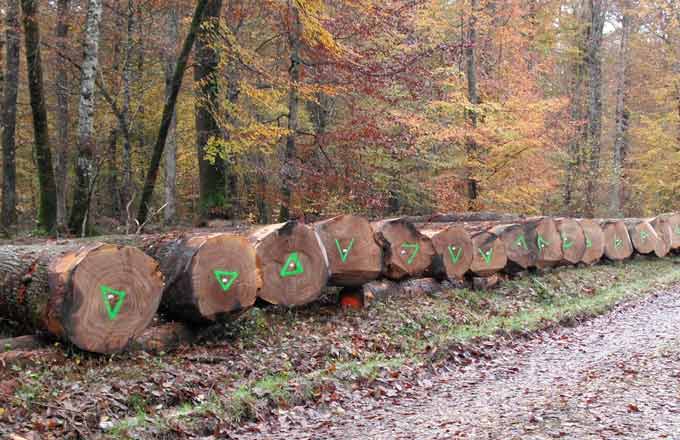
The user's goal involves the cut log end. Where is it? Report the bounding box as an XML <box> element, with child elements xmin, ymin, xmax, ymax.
<box><xmin>373</xmin><ymin>218</ymin><xmax>436</xmax><ymax>280</ymax></box>
<box><xmin>524</xmin><ymin>217</ymin><xmax>563</xmax><ymax>269</ymax></box>
<box><xmin>251</xmin><ymin>221</ymin><xmax>328</xmax><ymax>306</ymax></box>
<box><xmin>470</xmin><ymin>231</ymin><xmax>507</xmax><ymax>276</ymax></box>
<box><xmin>423</xmin><ymin>225</ymin><xmax>473</xmax><ymax>279</ymax></box>
<box><xmin>49</xmin><ymin>244</ymin><xmax>164</xmax><ymax>354</ymax></box>
<box><xmin>650</xmin><ymin>216</ymin><xmax>672</xmax><ymax>258</ymax></box>
<box><xmin>600</xmin><ymin>220</ymin><xmax>633</xmax><ymax>261</ymax></box>
<box><xmin>625</xmin><ymin>220</ymin><xmax>658</xmax><ymax>255</ymax></box>
<box><xmin>314</xmin><ymin>215</ymin><xmax>382</xmax><ymax>286</ymax></box>
<box><xmin>489</xmin><ymin>223</ymin><xmax>534</xmax><ymax>270</ymax></box>
<box><xmin>555</xmin><ymin>218</ymin><xmax>587</xmax><ymax>265</ymax></box>
<box><xmin>577</xmin><ymin>219</ymin><xmax>605</xmax><ymax>265</ymax></box>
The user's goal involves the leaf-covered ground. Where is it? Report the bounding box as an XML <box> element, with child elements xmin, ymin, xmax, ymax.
<box><xmin>1</xmin><ymin>256</ymin><xmax>680</xmax><ymax>439</ymax></box>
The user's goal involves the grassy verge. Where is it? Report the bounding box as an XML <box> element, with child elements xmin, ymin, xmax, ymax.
<box><xmin>2</xmin><ymin>256</ymin><xmax>679</xmax><ymax>438</ymax></box>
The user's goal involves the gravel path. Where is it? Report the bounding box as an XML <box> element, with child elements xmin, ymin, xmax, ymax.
<box><xmin>235</xmin><ymin>287</ymin><xmax>680</xmax><ymax>439</ymax></box>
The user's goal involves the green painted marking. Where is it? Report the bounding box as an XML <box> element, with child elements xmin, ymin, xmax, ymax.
<box><xmin>537</xmin><ymin>235</ymin><xmax>550</xmax><ymax>252</ymax></box>
<box><xmin>100</xmin><ymin>285</ymin><xmax>126</xmax><ymax>321</ymax></box>
<box><xmin>401</xmin><ymin>243</ymin><xmax>420</xmax><ymax>265</ymax></box>
<box><xmin>335</xmin><ymin>238</ymin><xmax>355</xmax><ymax>263</ymax></box>
<box><xmin>614</xmin><ymin>236</ymin><xmax>623</xmax><ymax>249</ymax></box>
<box><xmin>478</xmin><ymin>248</ymin><xmax>494</xmax><ymax>265</ymax></box>
<box><xmin>640</xmin><ymin>230</ymin><xmax>649</xmax><ymax>241</ymax></box>
<box><xmin>280</xmin><ymin>252</ymin><xmax>304</xmax><ymax>278</ymax></box>
<box><xmin>514</xmin><ymin>234</ymin><xmax>528</xmax><ymax>250</ymax></box>
<box><xmin>585</xmin><ymin>234</ymin><xmax>592</xmax><ymax>249</ymax></box>
<box><xmin>561</xmin><ymin>233</ymin><xmax>574</xmax><ymax>250</ymax></box>
<box><xmin>447</xmin><ymin>245</ymin><xmax>463</xmax><ymax>264</ymax></box>
<box><xmin>214</xmin><ymin>270</ymin><xmax>239</xmax><ymax>292</ymax></box>
<box><xmin>675</xmin><ymin>226</ymin><xmax>680</xmax><ymax>236</ymax></box>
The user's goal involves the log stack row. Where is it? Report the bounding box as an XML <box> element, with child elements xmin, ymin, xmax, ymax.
<box><xmin>1</xmin><ymin>212</ymin><xmax>679</xmax><ymax>354</ymax></box>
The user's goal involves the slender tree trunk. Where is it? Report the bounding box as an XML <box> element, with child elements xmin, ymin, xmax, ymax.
<box><xmin>163</xmin><ymin>7</ymin><xmax>180</xmax><ymax>225</ymax></box>
<box><xmin>120</xmin><ymin>0</ymin><xmax>134</xmax><ymax>213</ymax></box>
<box><xmin>465</xmin><ymin>0</ymin><xmax>480</xmax><ymax>210</ymax></box>
<box><xmin>68</xmin><ymin>0</ymin><xmax>103</xmax><ymax>233</ymax></box>
<box><xmin>137</xmin><ymin>0</ymin><xmax>210</xmax><ymax>224</ymax></box>
<box><xmin>21</xmin><ymin>0</ymin><xmax>58</xmax><ymax>232</ymax></box>
<box><xmin>54</xmin><ymin>0</ymin><xmax>70</xmax><ymax>229</ymax></box>
<box><xmin>279</xmin><ymin>1</ymin><xmax>302</xmax><ymax>221</ymax></box>
<box><xmin>610</xmin><ymin>2</ymin><xmax>631</xmax><ymax>216</ymax></box>
<box><xmin>1</xmin><ymin>0</ymin><xmax>20</xmax><ymax>229</ymax></box>
<box><xmin>195</xmin><ymin>0</ymin><xmax>226</xmax><ymax>222</ymax></box>
<box><xmin>584</xmin><ymin>0</ymin><xmax>606</xmax><ymax>216</ymax></box>
<box><xmin>106</xmin><ymin>127</ymin><xmax>120</xmax><ymax>216</ymax></box>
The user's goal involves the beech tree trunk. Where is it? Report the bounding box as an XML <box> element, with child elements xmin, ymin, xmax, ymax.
<box><xmin>465</xmin><ymin>0</ymin><xmax>480</xmax><ymax>208</ymax></box>
<box><xmin>163</xmin><ymin>7</ymin><xmax>180</xmax><ymax>224</ymax></box>
<box><xmin>372</xmin><ymin>218</ymin><xmax>436</xmax><ymax>280</ymax></box>
<box><xmin>21</xmin><ymin>0</ymin><xmax>58</xmax><ymax>232</ymax></box>
<box><xmin>599</xmin><ymin>219</ymin><xmax>633</xmax><ymax>261</ymax></box>
<box><xmin>249</xmin><ymin>221</ymin><xmax>328</xmax><ymax>306</ymax></box>
<box><xmin>137</xmin><ymin>0</ymin><xmax>211</xmax><ymax>225</ymax></box>
<box><xmin>421</xmin><ymin>224</ymin><xmax>473</xmax><ymax>280</ymax></box>
<box><xmin>69</xmin><ymin>0</ymin><xmax>103</xmax><ymax>233</ymax></box>
<box><xmin>54</xmin><ymin>0</ymin><xmax>70</xmax><ymax>229</ymax></box>
<box><xmin>313</xmin><ymin>215</ymin><xmax>382</xmax><ymax>286</ymax></box>
<box><xmin>0</xmin><ymin>243</ymin><xmax>163</xmax><ymax>353</ymax></box>
<box><xmin>145</xmin><ymin>233</ymin><xmax>258</xmax><ymax>323</ymax></box>
<box><xmin>1</xmin><ymin>0</ymin><xmax>20</xmax><ymax>229</ymax></box>
<box><xmin>576</xmin><ymin>218</ymin><xmax>605</xmax><ymax>264</ymax></box>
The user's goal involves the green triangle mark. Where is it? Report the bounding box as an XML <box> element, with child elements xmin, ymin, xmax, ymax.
<box><xmin>585</xmin><ymin>234</ymin><xmax>592</xmax><ymax>248</ymax></box>
<box><xmin>561</xmin><ymin>233</ymin><xmax>574</xmax><ymax>250</ymax></box>
<box><xmin>675</xmin><ymin>226</ymin><xmax>680</xmax><ymax>236</ymax></box>
<box><xmin>447</xmin><ymin>245</ymin><xmax>463</xmax><ymax>264</ymax></box>
<box><xmin>478</xmin><ymin>248</ymin><xmax>493</xmax><ymax>265</ymax></box>
<box><xmin>640</xmin><ymin>231</ymin><xmax>649</xmax><ymax>241</ymax></box>
<box><xmin>401</xmin><ymin>243</ymin><xmax>420</xmax><ymax>265</ymax></box>
<box><xmin>614</xmin><ymin>236</ymin><xmax>623</xmax><ymax>249</ymax></box>
<box><xmin>515</xmin><ymin>234</ymin><xmax>528</xmax><ymax>250</ymax></box>
<box><xmin>335</xmin><ymin>238</ymin><xmax>355</xmax><ymax>263</ymax></box>
<box><xmin>214</xmin><ymin>270</ymin><xmax>239</xmax><ymax>292</ymax></box>
<box><xmin>100</xmin><ymin>285</ymin><xmax>126</xmax><ymax>321</ymax></box>
<box><xmin>280</xmin><ymin>252</ymin><xmax>304</xmax><ymax>278</ymax></box>
<box><xmin>537</xmin><ymin>235</ymin><xmax>550</xmax><ymax>251</ymax></box>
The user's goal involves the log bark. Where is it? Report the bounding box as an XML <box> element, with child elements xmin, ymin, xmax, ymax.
<box><xmin>555</xmin><ymin>218</ymin><xmax>587</xmax><ymax>265</ymax></box>
<box><xmin>0</xmin><ymin>335</ymin><xmax>47</xmax><ymax>351</ymax></box>
<box><xmin>405</xmin><ymin>212</ymin><xmax>524</xmax><ymax>224</ymax></box>
<box><xmin>650</xmin><ymin>216</ymin><xmax>672</xmax><ymax>258</ymax></box>
<box><xmin>249</xmin><ymin>221</ymin><xmax>328</xmax><ymax>306</ymax></box>
<box><xmin>313</xmin><ymin>215</ymin><xmax>382</xmax><ymax>286</ymax></box>
<box><xmin>0</xmin><ymin>243</ymin><xmax>163</xmax><ymax>353</ymax></box>
<box><xmin>145</xmin><ymin>233</ymin><xmax>259</xmax><ymax>323</ymax></box>
<box><xmin>599</xmin><ymin>219</ymin><xmax>633</xmax><ymax>261</ymax></box>
<box><xmin>624</xmin><ymin>219</ymin><xmax>658</xmax><ymax>255</ymax></box>
<box><xmin>339</xmin><ymin>278</ymin><xmax>443</xmax><ymax>308</ymax></box>
<box><xmin>469</xmin><ymin>230</ymin><xmax>507</xmax><ymax>276</ymax></box>
<box><xmin>577</xmin><ymin>219</ymin><xmax>605</xmax><ymax>264</ymax></box>
<box><xmin>128</xmin><ymin>322</ymin><xmax>197</xmax><ymax>354</ymax></box>
<box><xmin>372</xmin><ymin>218</ymin><xmax>435</xmax><ymax>280</ymax></box>
<box><xmin>421</xmin><ymin>224</ymin><xmax>473</xmax><ymax>280</ymax></box>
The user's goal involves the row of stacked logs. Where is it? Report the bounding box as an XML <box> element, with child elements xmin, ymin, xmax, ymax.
<box><xmin>0</xmin><ymin>212</ymin><xmax>679</xmax><ymax>354</ymax></box>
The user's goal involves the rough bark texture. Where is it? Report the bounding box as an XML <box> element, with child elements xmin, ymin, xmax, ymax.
<box><xmin>21</xmin><ymin>0</ymin><xmax>58</xmax><ymax>232</ymax></box>
<box><xmin>406</xmin><ymin>212</ymin><xmax>524</xmax><ymax>224</ymax></box>
<box><xmin>1</xmin><ymin>0</ymin><xmax>20</xmax><ymax>229</ymax></box>
<box><xmin>0</xmin><ymin>243</ymin><xmax>164</xmax><ymax>353</ymax></box>
<box><xmin>372</xmin><ymin>218</ymin><xmax>436</xmax><ymax>280</ymax></box>
<box><xmin>555</xmin><ymin>218</ymin><xmax>587</xmax><ymax>265</ymax></box>
<box><xmin>340</xmin><ymin>278</ymin><xmax>444</xmax><ymax>309</ymax></box>
<box><xmin>250</xmin><ymin>221</ymin><xmax>328</xmax><ymax>306</ymax></box>
<box><xmin>422</xmin><ymin>225</ymin><xmax>473</xmax><ymax>280</ymax></box>
<box><xmin>577</xmin><ymin>218</ymin><xmax>605</xmax><ymax>265</ymax></box>
<box><xmin>128</xmin><ymin>322</ymin><xmax>197</xmax><ymax>354</ymax></box>
<box><xmin>625</xmin><ymin>219</ymin><xmax>658</xmax><ymax>255</ymax></box>
<box><xmin>146</xmin><ymin>233</ymin><xmax>259</xmax><ymax>324</ymax></box>
<box><xmin>469</xmin><ymin>230</ymin><xmax>507</xmax><ymax>276</ymax></box>
<box><xmin>137</xmin><ymin>0</ymin><xmax>210</xmax><ymax>224</ymax></box>
<box><xmin>163</xmin><ymin>7</ymin><xmax>180</xmax><ymax>224</ymax></box>
<box><xmin>313</xmin><ymin>215</ymin><xmax>382</xmax><ymax>286</ymax></box>
<box><xmin>600</xmin><ymin>219</ymin><xmax>634</xmax><ymax>261</ymax></box>
<box><xmin>195</xmin><ymin>0</ymin><xmax>227</xmax><ymax>221</ymax></box>
<box><xmin>54</xmin><ymin>0</ymin><xmax>70</xmax><ymax>228</ymax></box>
<box><xmin>279</xmin><ymin>1</ymin><xmax>302</xmax><ymax>221</ymax></box>
<box><xmin>69</xmin><ymin>0</ymin><xmax>103</xmax><ymax>233</ymax></box>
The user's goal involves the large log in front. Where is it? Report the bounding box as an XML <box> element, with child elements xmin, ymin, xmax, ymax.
<box><xmin>0</xmin><ymin>243</ymin><xmax>163</xmax><ymax>353</ymax></box>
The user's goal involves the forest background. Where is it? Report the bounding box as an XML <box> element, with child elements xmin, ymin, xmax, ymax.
<box><xmin>0</xmin><ymin>0</ymin><xmax>678</xmax><ymax>236</ymax></box>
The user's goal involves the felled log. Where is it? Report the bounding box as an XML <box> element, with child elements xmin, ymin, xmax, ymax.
<box><xmin>313</xmin><ymin>214</ymin><xmax>382</xmax><ymax>286</ymax></box>
<box><xmin>0</xmin><ymin>335</ymin><xmax>48</xmax><ymax>352</ymax></box>
<box><xmin>624</xmin><ymin>219</ymin><xmax>658</xmax><ymax>255</ymax></box>
<box><xmin>339</xmin><ymin>278</ymin><xmax>443</xmax><ymax>308</ymax></box>
<box><xmin>0</xmin><ymin>243</ymin><xmax>163</xmax><ymax>353</ymax></box>
<box><xmin>128</xmin><ymin>322</ymin><xmax>198</xmax><ymax>353</ymax></box>
<box><xmin>576</xmin><ymin>219</ymin><xmax>605</xmax><ymax>265</ymax></box>
<box><xmin>372</xmin><ymin>218</ymin><xmax>436</xmax><ymax>280</ymax></box>
<box><xmin>469</xmin><ymin>230</ymin><xmax>507</xmax><ymax>276</ymax></box>
<box><xmin>554</xmin><ymin>218</ymin><xmax>587</xmax><ymax>265</ymax></box>
<box><xmin>599</xmin><ymin>220</ymin><xmax>634</xmax><ymax>261</ymax></box>
<box><xmin>421</xmin><ymin>224</ymin><xmax>473</xmax><ymax>280</ymax></box>
<box><xmin>145</xmin><ymin>233</ymin><xmax>259</xmax><ymax>323</ymax></box>
<box><xmin>487</xmin><ymin>223</ymin><xmax>534</xmax><ymax>271</ymax></box>
<box><xmin>650</xmin><ymin>216</ymin><xmax>672</xmax><ymax>257</ymax></box>
<box><xmin>659</xmin><ymin>213</ymin><xmax>680</xmax><ymax>250</ymax></box>
<box><xmin>403</xmin><ymin>212</ymin><xmax>524</xmax><ymax>224</ymax></box>
<box><xmin>472</xmin><ymin>274</ymin><xmax>500</xmax><ymax>291</ymax></box>
<box><xmin>522</xmin><ymin>217</ymin><xmax>563</xmax><ymax>269</ymax></box>
<box><xmin>250</xmin><ymin>221</ymin><xmax>328</xmax><ymax>306</ymax></box>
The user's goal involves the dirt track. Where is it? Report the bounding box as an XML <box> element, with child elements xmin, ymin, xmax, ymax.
<box><xmin>235</xmin><ymin>286</ymin><xmax>680</xmax><ymax>439</ymax></box>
